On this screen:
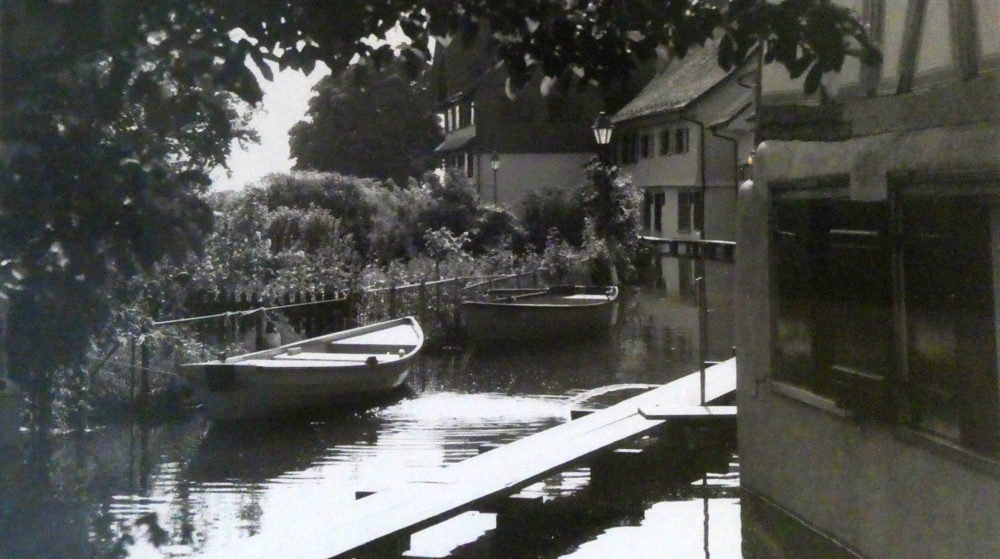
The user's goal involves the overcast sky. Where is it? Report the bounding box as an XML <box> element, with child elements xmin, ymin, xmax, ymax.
<box><xmin>209</xmin><ymin>61</ymin><xmax>331</xmax><ymax>192</ymax></box>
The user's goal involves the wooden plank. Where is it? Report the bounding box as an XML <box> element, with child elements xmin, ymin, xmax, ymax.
<box><xmin>897</xmin><ymin>0</ymin><xmax>928</xmax><ymax>94</ymax></box>
<box><xmin>194</xmin><ymin>359</ymin><xmax>737</xmax><ymax>559</ymax></box>
<box><xmin>273</xmin><ymin>353</ymin><xmax>379</xmax><ymax>362</ymax></box>
<box><xmin>326</xmin><ymin>343</ymin><xmax>415</xmax><ymax>354</ymax></box>
<box><xmin>637</xmin><ymin>405</ymin><xmax>737</xmax><ymax>420</ymax></box>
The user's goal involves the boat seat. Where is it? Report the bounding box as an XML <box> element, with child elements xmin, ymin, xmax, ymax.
<box><xmin>326</xmin><ymin>343</ymin><xmax>416</xmax><ymax>354</ymax></box>
<box><xmin>271</xmin><ymin>352</ymin><xmax>403</xmax><ymax>363</ymax></box>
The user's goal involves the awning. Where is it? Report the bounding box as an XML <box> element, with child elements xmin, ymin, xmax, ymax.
<box><xmin>433</xmin><ymin>126</ymin><xmax>477</xmax><ymax>154</ymax></box>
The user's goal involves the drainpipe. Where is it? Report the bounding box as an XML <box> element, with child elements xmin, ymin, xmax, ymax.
<box><xmin>678</xmin><ymin>115</ymin><xmax>706</xmax><ymax>239</ymax></box>
<box><xmin>679</xmin><ymin>115</ymin><xmax>708</xmax><ymax>404</ymax></box>
<box><xmin>710</xmin><ymin>128</ymin><xmax>739</xmax><ymax>224</ymax></box>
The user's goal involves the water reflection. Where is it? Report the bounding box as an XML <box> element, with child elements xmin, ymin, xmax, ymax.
<box><xmin>0</xmin><ymin>284</ymin><xmax>765</xmax><ymax>559</ymax></box>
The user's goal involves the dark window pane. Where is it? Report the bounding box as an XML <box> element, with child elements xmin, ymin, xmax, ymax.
<box><xmin>659</xmin><ymin>130</ymin><xmax>671</xmax><ymax>155</ymax></box>
<box><xmin>903</xmin><ymin>196</ymin><xmax>998</xmax><ymax>452</ymax></box>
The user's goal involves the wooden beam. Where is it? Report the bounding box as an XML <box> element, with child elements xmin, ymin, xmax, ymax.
<box><xmin>860</xmin><ymin>0</ymin><xmax>885</xmax><ymax>96</ymax></box>
<box><xmin>949</xmin><ymin>0</ymin><xmax>981</xmax><ymax>79</ymax></box>
<box><xmin>897</xmin><ymin>0</ymin><xmax>928</xmax><ymax>94</ymax></box>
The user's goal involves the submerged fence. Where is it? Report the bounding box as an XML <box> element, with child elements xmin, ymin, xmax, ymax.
<box><xmin>102</xmin><ymin>271</ymin><xmax>543</xmax><ymax>414</ymax></box>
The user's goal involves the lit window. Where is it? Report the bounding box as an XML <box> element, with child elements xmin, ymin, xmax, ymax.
<box><xmin>470</xmin><ymin>102</ymin><xmax>475</xmax><ymax>126</ymax></box>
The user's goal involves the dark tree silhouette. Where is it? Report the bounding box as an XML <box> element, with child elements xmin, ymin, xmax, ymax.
<box><xmin>289</xmin><ymin>64</ymin><xmax>443</xmax><ymax>186</ymax></box>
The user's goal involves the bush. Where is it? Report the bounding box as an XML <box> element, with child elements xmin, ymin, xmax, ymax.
<box><xmin>520</xmin><ymin>186</ymin><xmax>586</xmax><ymax>251</ymax></box>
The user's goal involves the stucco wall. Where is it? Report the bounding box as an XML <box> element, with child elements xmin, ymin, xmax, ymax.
<box><xmin>624</xmin><ymin>131</ymin><xmax>701</xmax><ymax>188</ymax></box>
<box><xmin>704</xmin><ymin>185</ymin><xmax>736</xmax><ymax>241</ymax></box>
<box><xmin>736</xmin><ymin>122</ymin><xmax>1000</xmax><ymax>558</ymax></box>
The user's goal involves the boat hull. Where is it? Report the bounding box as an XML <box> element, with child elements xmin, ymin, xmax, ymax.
<box><xmin>182</xmin><ymin>317</ymin><xmax>423</xmax><ymax>421</ymax></box>
<box><xmin>461</xmin><ymin>286</ymin><xmax>619</xmax><ymax>343</ymax></box>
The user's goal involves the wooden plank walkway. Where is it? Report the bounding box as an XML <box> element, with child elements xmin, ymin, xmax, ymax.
<box><xmin>197</xmin><ymin>359</ymin><xmax>737</xmax><ymax>559</ymax></box>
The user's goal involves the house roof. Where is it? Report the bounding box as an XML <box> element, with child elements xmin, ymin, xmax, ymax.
<box><xmin>611</xmin><ymin>42</ymin><xmax>731</xmax><ymax>124</ymax></box>
<box><xmin>433</xmin><ymin>125</ymin><xmax>477</xmax><ymax>153</ymax></box>
<box><xmin>709</xmin><ymin>100</ymin><xmax>754</xmax><ymax>131</ymax></box>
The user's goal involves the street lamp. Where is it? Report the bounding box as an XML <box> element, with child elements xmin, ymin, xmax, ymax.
<box><xmin>490</xmin><ymin>151</ymin><xmax>500</xmax><ymax>205</ymax></box>
<box><xmin>592</xmin><ymin>112</ymin><xmax>614</xmax><ymax>163</ymax></box>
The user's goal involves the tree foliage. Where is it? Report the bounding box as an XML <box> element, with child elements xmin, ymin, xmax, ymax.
<box><xmin>289</xmin><ymin>63</ymin><xmax>443</xmax><ymax>186</ymax></box>
<box><xmin>230</xmin><ymin>0</ymin><xmax>879</xmax><ymax>97</ymax></box>
<box><xmin>0</xmin><ymin>0</ymin><xmax>877</xmax><ymax>429</ymax></box>
<box><xmin>0</xmin><ymin>1</ymin><xmax>263</xmax><ymax>422</ymax></box>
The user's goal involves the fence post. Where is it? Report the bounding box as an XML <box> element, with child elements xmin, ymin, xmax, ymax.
<box><xmin>254</xmin><ymin>308</ymin><xmax>265</xmax><ymax>351</ymax></box>
<box><xmin>434</xmin><ymin>281</ymin><xmax>442</xmax><ymax>332</ymax></box>
<box><xmin>129</xmin><ymin>336</ymin><xmax>137</xmax><ymax>411</ymax></box>
<box><xmin>696</xmin><ymin>258</ymin><xmax>708</xmax><ymax>406</ymax></box>
<box><xmin>452</xmin><ymin>279</ymin><xmax>462</xmax><ymax>333</ymax></box>
<box><xmin>418</xmin><ymin>281</ymin><xmax>427</xmax><ymax>328</ymax></box>
<box><xmin>139</xmin><ymin>338</ymin><xmax>150</xmax><ymax>416</ymax></box>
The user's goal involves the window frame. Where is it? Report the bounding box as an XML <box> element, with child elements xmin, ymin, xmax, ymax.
<box><xmin>767</xmin><ymin>173</ymin><xmax>1000</xmax><ymax>460</ymax></box>
<box><xmin>659</xmin><ymin>129</ymin><xmax>671</xmax><ymax>156</ymax></box>
<box><xmin>640</xmin><ymin>133</ymin><xmax>652</xmax><ymax>159</ymax></box>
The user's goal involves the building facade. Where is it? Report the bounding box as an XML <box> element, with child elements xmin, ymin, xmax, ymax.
<box><xmin>737</xmin><ymin>1</ymin><xmax>1000</xmax><ymax>557</ymax></box>
<box><xmin>611</xmin><ymin>43</ymin><xmax>754</xmax><ymax>296</ymax></box>
<box><xmin>430</xmin><ymin>30</ymin><xmax>607</xmax><ymax>207</ymax></box>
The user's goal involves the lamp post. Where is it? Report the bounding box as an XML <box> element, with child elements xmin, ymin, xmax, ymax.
<box><xmin>591</xmin><ymin>112</ymin><xmax>614</xmax><ymax>163</ymax></box>
<box><xmin>490</xmin><ymin>151</ymin><xmax>499</xmax><ymax>205</ymax></box>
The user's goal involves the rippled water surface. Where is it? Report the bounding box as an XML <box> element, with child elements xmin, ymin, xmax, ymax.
<box><xmin>2</xmin><ymin>276</ymin><xmax>846</xmax><ymax>559</ymax></box>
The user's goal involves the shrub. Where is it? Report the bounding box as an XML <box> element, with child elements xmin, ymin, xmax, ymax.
<box><xmin>520</xmin><ymin>186</ymin><xmax>586</xmax><ymax>251</ymax></box>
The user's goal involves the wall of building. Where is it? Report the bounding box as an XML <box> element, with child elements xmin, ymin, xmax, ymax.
<box><xmin>621</xmin><ymin>127</ymin><xmax>701</xmax><ymax>188</ymax></box>
<box><xmin>474</xmin><ymin>152</ymin><xmax>592</xmax><ymax>208</ymax></box>
<box><xmin>736</xmin><ymin>150</ymin><xmax>1000</xmax><ymax>558</ymax></box>
<box><xmin>736</xmin><ymin>113</ymin><xmax>1000</xmax><ymax>559</ymax></box>
<box><xmin>704</xmin><ymin>185</ymin><xmax>736</xmax><ymax>241</ymax></box>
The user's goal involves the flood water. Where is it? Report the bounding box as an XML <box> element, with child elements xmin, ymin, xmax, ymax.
<box><xmin>0</xmin><ymin>263</ymin><xmax>852</xmax><ymax>559</ymax></box>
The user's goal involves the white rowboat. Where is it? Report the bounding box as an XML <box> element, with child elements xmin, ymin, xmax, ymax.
<box><xmin>181</xmin><ymin>317</ymin><xmax>424</xmax><ymax>421</ymax></box>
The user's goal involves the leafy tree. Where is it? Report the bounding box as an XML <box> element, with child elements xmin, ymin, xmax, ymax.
<box><xmin>1</xmin><ymin>2</ymin><xmax>265</xmax><ymax>430</ymax></box>
<box><xmin>289</xmin><ymin>63</ymin><xmax>443</xmax><ymax>186</ymax></box>
<box><xmin>232</xmin><ymin>0</ymin><xmax>879</xmax><ymax>98</ymax></box>
<box><xmin>581</xmin><ymin>160</ymin><xmax>643</xmax><ymax>285</ymax></box>
<box><xmin>0</xmin><ymin>0</ymin><xmax>877</xmax><ymax>431</ymax></box>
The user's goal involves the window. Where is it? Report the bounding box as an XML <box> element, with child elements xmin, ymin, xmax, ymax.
<box><xmin>640</xmin><ymin>134</ymin><xmax>652</xmax><ymax>159</ymax></box>
<box><xmin>771</xmin><ymin>184</ymin><xmax>1000</xmax><ymax>455</ymax></box>
<box><xmin>675</xmin><ymin>127</ymin><xmax>689</xmax><ymax>154</ymax></box>
<box><xmin>465</xmin><ymin>152</ymin><xmax>474</xmax><ymax>178</ymax></box>
<box><xmin>678</xmin><ymin>190</ymin><xmax>703</xmax><ymax>233</ymax></box>
<box><xmin>619</xmin><ymin>132</ymin><xmax>638</xmax><ymax>164</ymax></box>
<box><xmin>642</xmin><ymin>190</ymin><xmax>653</xmax><ymax>233</ymax></box>
<box><xmin>659</xmin><ymin>130</ymin><xmax>671</xmax><ymax>156</ymax></box>
<box><xmin>772</xmin><ymin>196</ymin><xmax>892</xmax><ymax>405</ymax></box>
<box><xmin>469</xmin><ymin>102</ymin><xmax>475</xmax><ymax>126</ymax></box>
<box><xmin>901</xmin><ymin>194</ymin><xmax>997</xmax><ymax>451</ymax></box>
<box><xmin>654</xmin><ymin>192</ymin><xmax>665</xmax><ymax>233</ymax></box>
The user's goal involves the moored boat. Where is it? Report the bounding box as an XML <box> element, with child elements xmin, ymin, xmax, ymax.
<box><xmin>461</xmin><ymin>285</ymin><xmax>619</xmax><ymax>343</ymax></box>
<box><xmin>181</xmin><ymin>317</ymin><xmax>423</xmax><ymax>421</ymax></box>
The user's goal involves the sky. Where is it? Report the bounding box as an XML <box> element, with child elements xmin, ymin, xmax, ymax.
<box><xmin>210</xmin><ymin>26</ymin><xmax>412</xmax><ymax>192</ymax></box>
<box><xmin>209</xmin><ymin>61</ymin><xmax>331</xmax><ymax>192</ymax></box>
